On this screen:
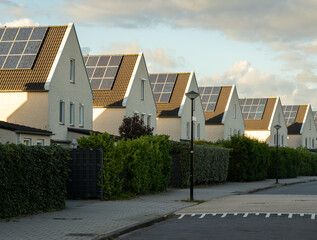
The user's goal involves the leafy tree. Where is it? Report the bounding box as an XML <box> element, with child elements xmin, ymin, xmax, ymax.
<box><xmin>119</xmin><ymin>115</ymin><xmax>153</xmax><ymax>139</ymax></box>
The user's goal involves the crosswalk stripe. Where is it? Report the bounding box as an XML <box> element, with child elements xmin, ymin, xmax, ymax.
<box><xmin>311</xmin><ymin>214</ymin><xmax>315</xmax><ymax>220</ymax></box>
<box><xmin>178</xmin><ymin>214</ymin><xmax>185</xmax><ymax>219</ymax></box>
<box><xmin>265</xmin><ymin>213</ymin><xmax>270</xmax><ymax>218</ymax></box>
<box><xmin>288</xmin><ymin>214</ymin><xmax>293</xmax><ymax>218</ymax></box>
<box><xmin>243</xmin><ymin>213</ymin><xmax>249</xmax><ymax>218</ymax></box>
<box><xmin>199</xmin><ymin>214</ymin><xmax>206</xmax><ymax>219</ymax></box>
<box><xmin>221</xmin><ymin>213</ymin><xmax>227</xmax><ymax>218</ymax></box>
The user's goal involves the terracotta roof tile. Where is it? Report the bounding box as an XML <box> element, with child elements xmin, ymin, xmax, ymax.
<box><xmin>0</xmin><ymin>26</ymin><xmax>67</xmax><ymax>91</ymax></box>
<box><xmin>244</xmin><ymin>98</ymin><xmax>276</xmax><ymax>130</ymax></box>
<box><xmin>287</xmin><ymin>105</ymin><xmax>307</xmax><ymax>135</ymax></box>
<box><xmin>154</xmin><ymin>73</ymin><xmax>190</xmax><ymax>117</ymax></box>
<box><xmin>92</xmin><ymin>54</ymin><xmax>138</xmax><ymax>107</ymax></box>
<box><xmin>205</xmin><ymin>86</ymin><xmax>231</xmax><ymax>125</ymax></box>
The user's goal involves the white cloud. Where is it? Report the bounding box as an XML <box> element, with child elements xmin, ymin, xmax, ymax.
<box><xmin>0</xmin><ymin>18</ymin><xmax>39</xmax><ymax>27</ymax></box>
<box><xmin>103</xmin><ymin>40</ymin><xmax>185</xmax><ymax>72</ymax></box>
<box><xmin>296</xmin><ymin>71</ymin><xmax>317</xmax><ymax>83</ymax></box>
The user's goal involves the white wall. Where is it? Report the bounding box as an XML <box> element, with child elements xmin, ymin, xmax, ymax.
<box><xmin>244</xmin><ymin>130</ymin><xmax>270</xmax><ymax>143</ymax></box>
<box><xmin>300</xmin><ymin>106</ymin><xmax>317</xmax><ymax>149</ymax></box>
<box><xmin>0</xmin><ymin>129</ymin><xmax>50</xmax><ymax>145</ymax></box>
<box><xmin>180</xmin><ymin>73</ymin><xmax>205</xmax><ymax>140</ymax></box>
<box><xmin>156</xmin><ymin>118</ymin><xmax>181</xmax><ymax>141</ymax></box>
<box><xmin>124</xmin><ymin>53</ymin><xmax>157</xmax><ymax>134</ymax></box>
<box><xmin>47</xmin><ymin>24</ymin><xmax>93</xmax><ymax>142</ymax></box>
<box><xmin>223</xmin><ymin>86</ymin><xmax>245</xmax><ymax>140</ymax></box>
<box><xmin>205</xmin><ymin>125</ymin><xmax>225</xmax><ymax>142</ymax></box>
<box><xmin>93</xmin><ymin>108</ymin><xmax>126</xmax><ymax>135</ymax></box>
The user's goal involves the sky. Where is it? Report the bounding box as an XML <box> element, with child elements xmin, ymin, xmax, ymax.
<box><xmin>1</xmin><ymin>0</ymin><xmax>317</xmax><ymax>109</ymax></box>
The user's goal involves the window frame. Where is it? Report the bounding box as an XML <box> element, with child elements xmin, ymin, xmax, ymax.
<box><xmin>24</xmin><ymin>138</ymin><xmax>31</xmax><ymax>146</ymax></box>
<box><xmin>70</xmin><ymin>102</ymin><xmax>75</xmax><ymax>126</ymax></box>
<box><xmin>70</xmin><ymin>58</ymin><xmax>75</xmax><ymax>83</ymax></box>
<box><xmin>59</xmin><ymin>100</ymin><xmax>65</xmax><ymax>125</ymax></box>
<box><xmin>37</xmin><ymin>139</ymin><xmax>44</xmax><ymax>146</ymax></box>
<box><xmin>141</xmin><ymin>79</ymin><xmax>145</xmax><ymax>100</ymax></box>
<box><xmin>79</xmin><ymin>104</ymin><xmax>84</xmax><ymax>127</ymax></box>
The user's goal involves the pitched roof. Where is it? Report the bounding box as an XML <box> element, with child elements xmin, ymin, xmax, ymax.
<box><xmin>200</xmin><ymin>86</ymin><xmax>232</xmax><ymax>125</ymax></box>
<box><xmin>149</xmin><ymin>73</ymin><xmax>190</xmax><ymax>117</ymax></box>
<box><xmin>283</xmin><ymin>105</ymin><xmax>307</xmax><ymax>135</ymax></box>
<box><xmin>0</xmin><ymin>25</ymin><xmax>67</xmax><ymax>91</ymax></box>
<box><xmin>0</xmin><ymin>120</ymin><xmax>52</xmax><ymax>135</ymax></box>
<box><xmin>88</xmin><ymin>54</ymin><xmax>138</xmax><ymax>107</ymax></box>
<box><xmin>243</xmin><ymin>98</ymin><xmax>277</xmax><ymax>130</ymax></box>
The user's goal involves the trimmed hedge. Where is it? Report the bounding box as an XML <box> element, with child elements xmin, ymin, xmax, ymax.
<box><xmin>78</xmin><ymin>133</ymin><xmax>172</xmax><ymax>199</ymax></box>
<box><xmin>217</xmin><ymin>136</ymin><xmax>270</xmax><ymax>182</ymax></box>
<box><xmin>0</xmin><ymin>144</ymin><xmax>69</xmax><ymax>219</ymax></box>
<box><xmin>170</xmin><ymin>141</ymin><xmax>229</xmax><ymax>187</ymax></box>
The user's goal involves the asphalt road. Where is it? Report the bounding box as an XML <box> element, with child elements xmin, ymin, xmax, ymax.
<box><xmin>116</xmin><ymin>181</ymin><xmax>317</xmax><ymax>240</ymax></box>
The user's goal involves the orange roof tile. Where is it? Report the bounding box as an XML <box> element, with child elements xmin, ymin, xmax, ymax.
<box><xmin>287</xmin><ymin>105</ymin><xmax>307</xmax><ymax>135</ymax></box>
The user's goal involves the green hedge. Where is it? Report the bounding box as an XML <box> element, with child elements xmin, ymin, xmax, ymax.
<box><xmin>170</xmin><ymin>141</ymin><xmax>229</xmax><ymax>187</ymax></box>
<box><xmin>78</xmin><ymin>133</ymin><xmax>172</xmax><ymax>199</ymax></box>
<box><xmin>217</xmin><ymin>136</ymin><xmax>270</xmax><ymax>182</ymax></box>
<box><xmin>0</xmin><ymin>144</ymin><xmax>69</xmax><ymax>219</ymax></box>
<box><xmin>298</xmin><ymin>147</ymin><xmax>317</xmax><ymax>176</ymax></box>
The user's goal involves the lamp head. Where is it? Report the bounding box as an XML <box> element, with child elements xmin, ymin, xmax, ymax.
<box><xmin>274</xmin><ymin>124</ymin><xmax>281</xmax><ymax>130</ymax></box>
<box><xmin>185</xmin><ymin>90</ymin><xmax>200</xmax><ymax>100</ymax></box>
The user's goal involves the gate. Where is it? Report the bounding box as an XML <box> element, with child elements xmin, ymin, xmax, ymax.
<box><xmin>67</xmin><ymin>148</ymin><xmax>104</xmax><ymax>200</ymax></box>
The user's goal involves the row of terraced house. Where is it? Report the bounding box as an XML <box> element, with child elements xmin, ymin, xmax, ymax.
<box><xmin>0</xmin><ymin>23</ymin><xmax>316</xmax><ymax>149</ymax></box>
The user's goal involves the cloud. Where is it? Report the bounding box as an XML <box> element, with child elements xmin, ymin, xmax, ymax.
<box><xmin>0</xmin><ymin>18</ymin><xmax>39</xmax><ymax>27</ymax></box>
<box><xmin>103</xmin><ymin>40</ymin><xmax>185</xmax><ymax>72</ymax></box>
<box><xmin>81</xmin><ymin>47</ymin><xmax>92</xmax><ymax>55</ymax></box>
<box><xmin>296</xmin><ymin>71</ymin><xmax>317</xmax><ymax>83</ymax></box>
<box><xmin>199</xmin><ymin>60</ymin><xmax>295</xmax><ymax>101</ymax></box>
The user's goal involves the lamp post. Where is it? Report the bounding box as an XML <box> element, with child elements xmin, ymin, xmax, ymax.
<box><xmin>274</xmin><ymin>124</ymin><xmax>281</xmax><ymax>184</ymax></box>
<box><xmin>185</xmin><ymin>90</ymin><xmax>200</xmax><ymax>201</ymax></box>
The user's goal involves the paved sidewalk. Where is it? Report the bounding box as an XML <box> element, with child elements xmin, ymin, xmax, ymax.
<box><xmin>1</xmin><ymin>176</ymin><xmax>316</xmax><ymax>240</ymax></box>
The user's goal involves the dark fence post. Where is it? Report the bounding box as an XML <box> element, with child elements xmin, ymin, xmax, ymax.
<box><xmin>100</xmin><ymin>148</ymin><xmax>104</xmax><ymax>201</ymax></box>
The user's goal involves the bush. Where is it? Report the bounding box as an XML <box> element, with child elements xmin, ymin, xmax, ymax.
<box><xmin>170</xmin><ymin>141</ymin><xmax>229</xmax><ymax>187</ymax></box>
<box><xmin>118</xmin><ymin>115</ymin><xmax>153</xmax><ymax>139</ymax></box>
<box><xmin>217</xmin><ymin>135</ymin><xmax>270</xmax><ymax>182</ymax></box>
<box><xmin>297</xmin><ymin>147</ymin><xmax>317</xmax><ymax>176</ymax></box>
<box><xmin>0</xmin><ymin>144</ymin><xmax>69</xmax><ymax>219</ymax></box>
<box><xmin>77</xmin><ymin>133</ymin><xmax>172</xmax><ymax>198</ymax></box>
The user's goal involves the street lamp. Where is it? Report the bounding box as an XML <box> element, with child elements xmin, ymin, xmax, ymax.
<box><xmin>185</xmin><ymin>90</ymin><xmax>200</xmax><ymax>201</ymax></box>
<box><xmin>274</xmin><ymin>124</ymin><xmax>281</xmax><ymax>184</ymax></box>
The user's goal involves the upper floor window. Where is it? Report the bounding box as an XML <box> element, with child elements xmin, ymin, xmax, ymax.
<box><xmin>197</xmin><ymin>123</ymin><xmax>200</xmax><ymax>140</ymax></box>
<box><xmin>59</xmin><ymin>100</ymin><xmax>65</xmax><ymax>125</ymax></box>
<box><xmin>309</xmin><ymin>119</ymin><xmax>312</xmax><ymax>130</ymax></box>
<box><xmin>141</xmin><ymin>80</ymin><xmax>145</xmax><ymax>100</ymax></box>
<box><xmin>233</xmin><ymin>104</ymin><xmax>236</xmax><ymax>119</ymax></box>
<box><xmin>70</xmin><ymin>102</ymin><xmax>75</xmax><ymax>126</ymax></box>
<box><xmin>70</xmin><ymin>59</ymin><xmax>75</xmax><ymax>83</ymax></box>
<box><xmin>79</xmin><ymin>104</ymin><xmax>84</xmax><ymax>127</ymax></box>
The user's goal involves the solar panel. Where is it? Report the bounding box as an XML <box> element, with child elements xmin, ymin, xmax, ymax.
<box><xmin>84</xmin><ymin>55</ymin><xmax>123</xmax><ymax>90</ymax></box>
<box><xmin>199</xmin><ymin>86</ymin><xmax>221</xmax><ymax>111</ymax></box>
<box><xmin>282</xmin><ymin>105</ymin><xmax>299</xmax><ymax>125</ymax></box>
<box><xmin>0</xmin><ymin>26</ymin><xmax>47</xmax><ymax>70</ymax></box>
<box><xmin>239</xmin><ymin>98</ymin><xmax>267</xmax><ymax>120</ymax></box>
<box><xmin>149</xmin><ymin>73</ymin><xmax>177</xmax><ymax>103</ymax></box>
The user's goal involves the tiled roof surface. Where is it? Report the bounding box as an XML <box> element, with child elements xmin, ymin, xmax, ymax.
<box><xmin>287</xmin><ymin>105</ymin><xmax>307</xmax><ymax>135</ymax></box>
<box><xmin>92</xmin><ymin>54</ymin><xmax>138</xmax><ymax>107</ymax></box>
<box><xmin>155</xmin><ymin>73</ymin><xmax>190</xmax><ymax>117</ymax></box>
<box><xmin>0</xmin><ymin>120</ymin><xmax>52</xmax><ymax>135</ymax></box>
<box><xmin>205</xmin><ymin>86</ymin><xmax>231</xmax><ymax>125</ymax></box>
<box><xmin>244</xmin><ymin>98</ymin><xmax>276</xmax><ymax>130</ymax></box>
<box><xmin>0</xmin><ymin>26</ymin><xmax>67</xmax><ymax>91</ymax></box>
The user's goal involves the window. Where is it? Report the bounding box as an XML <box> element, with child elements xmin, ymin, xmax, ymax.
<box><xmin>70</xmin><ymin>59</ymin><xmax>75</xmax><ymax>83</ymax></box>
<box><xmin>233</xmin><ymin>104</ymin><xmax>236</xmax><ymax>119</ymax></box>
<box><xmin>281</xmin><ymin>135</ymin><xmax>284</xmax><ymax>146</ymax></box>
<box><xmin>70</xmin><ymin>102</ymin><xmax>75</xmax><ymax>126</ymax></box>
<box><xmin>147</xmin><ymin>115</ymin><xmax>151</xmax><ymax>128</ymax></box>
<box><xmin>305</xmin><ymin>138</ymin><xmax>308</xmax><ymax>147</ymax></box>
<box><xmin>141</xmin><ymin>114</ymin><xmax>145</xmax><ymax>125</ymax></box>
<box><xmin>79</xmin><ymin>104</ymin><xmax>84</xmax><ymax>127</ymax></box>
<box><xmin>238</xmin><ymin>130</ymin><xmax>241</xmax><ymax>136</ymax></box>
<box><xmin>37</xmin><ymin>139</ymin><xmax>44</xmax><ymax>146</ymax></box>
<box><xmin>278</xmin><ymin>113</ymin><xmax>281</xmax><ymax>125</ymax></box>
<box><xmin>24</xmin><ymin>138</ymin><xmax>31</xmax><ymax>146</ymax></box>
<box><xmin>59</xmin><ymin>101</ymin><xmax>65</xmax><ymax>124</ymax></box>
<box><xmin>309</xmin><ymin>137</ymin><xmax>311</xmax><ymax>148</ymax></box>
<box><xmin>197</xmin><ymin>124</ymin><xmax>200</xmax><ymax>140</ymax></box>
<box><xmin>309</xmin><ymin>119</ymin><xmax>312</xmax><ymax>130</ymax></box>
<box><xmin>141</xmin><ymin>80</ymin><xmax>145</xmax><ymax>100</ymax></box>
<box><xmin>186</xmin><ymin>122</ymin><xmax>190</xmax><ymax>139</ymax></box>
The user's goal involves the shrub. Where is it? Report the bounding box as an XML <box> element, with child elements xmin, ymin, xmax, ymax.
<box><xmin>170</xmin><ymin>141</ymin><xmax>229</xmax><ymax>187</ymax></box>
<box><xmin>217</xmin><ymin>135</ymin><xmax>270</xmax><ymax>182</ymax></box>
<box><xmin>0</xmin><ymin>144</ymin><xmax>69</xmax><ymax>219</ymax></box>
<box><xmin>118</xmin><ymin>115</ymin><xmax>153</xmax><ymax>139</ymax></box>
<box><xmin>297</xmin><ymin>147</ymin><xmax>317</xmax><ymax>176</ymax></box>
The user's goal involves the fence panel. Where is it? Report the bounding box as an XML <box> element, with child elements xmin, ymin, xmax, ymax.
<box><xmin>67</xmin><ymin>149</ymin><xmax>103</xmax><ymax>199</ymax></box>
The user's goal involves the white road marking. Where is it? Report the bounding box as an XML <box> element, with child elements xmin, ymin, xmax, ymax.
<box><xmin>243</xmin><ymin>213</ymin><xmax>249</xmax><ymax>218</ymax></box>
<box><xmin>191</xmin><ymin>214</ymin><xmax>195</xmax><ymax>217</ymax></box>
<box><xmin>288</xmin><ymin>214</ymin><xmax>293</xmax><ymax>218</ymax></box>
<box><xmin>277</xmin><ymin>213</ymin><xmax>282</xmax><ymax>216</ymax></box>
<box><xmin>311</xmin><ymin>214</ymin><xmax>315</xmax><ymax>220</ymax></box>
<box><xmin>255</xmin><ymin>213</ymin><xmax>260</xmax><ymax>216</ymax></box>
<box><xmin>199</xmin><ymin>214</ymin><xmax>206</xmax><ymax>219</ymax></box>
<box><xmin>221</xmin><ymin>213</ymin><xmax>227</xmax><ymax>218</ymax></box>
<box><xmin>300</xmin><ymin>214</ymin><xmax>304</xmax><ymax>217</ymax></box>
<box><xmin>178</xmin><ymin>214</ymin><xmax>185</xmax><ymax>219</ymax></box>
<box><xmin>265</xmin><ymin>213</ymin><xmax>270</xmax><ymax>218</ymax></box>
<box><xmin>234</xmin><ymin>213</ymin><xmax>238</xmax><ymax>216</ymax></box>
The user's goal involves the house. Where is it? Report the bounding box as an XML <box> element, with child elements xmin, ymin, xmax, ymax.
<box><xmin>239</xmin><ymin>97</ymin><xmax>287</xmax><ymax>146</ymax></box>
<box><xmin>0</xmin><ymin>23</ymin><xmax>94</xmax><ymax>146</ymax></box>
<box><xmin>199</xmin><ymin>85</ymin><xmax>245</xmax><ymax>142</ymax></box>
<box><xmin>283</xmin><ymin>105</ymin><xmax>316</xmax><ymax>149</ymax></box>
<box><xmin>85</xmin><ymin>53</ymin><xmax>157</xmax><ymax>136</ymax></box>
<box><xmin>0</xmin><ymin>121</ymin><xmax>52</xmax><ymax>145</ymax></box>
<box><xmin>313</xmin><ymin>110</ymin><xmax>317</xmax><ymax>128</ymax></box>
<box><xmin>149</xmin><ymin>72</ymin><xmax>205</xmax><ymax>141</ymax></box>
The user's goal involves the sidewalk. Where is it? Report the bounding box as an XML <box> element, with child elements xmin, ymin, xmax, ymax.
<box><xmin>1</xmin><ymin>176</ymin><xmax>316</xmax><ymax>240</ymax></box>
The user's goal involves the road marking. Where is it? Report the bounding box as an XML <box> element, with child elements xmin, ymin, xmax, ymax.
<box><xmin>191</xmin><ymin>214</ymin><xmax>195</xmax><ymax>217</ymax></box>
<box><xmin>277</xmin><ymin>213</ymin><xmax>282</xmax><ymax>216</ymax></box>
<box><xmin>300</xmin><ymin>214</ymin><xmax>304</xmax><ymax>217</ymax></box>
<box><xmin>199</xmin><ymin>214</ymin><xmax>206</xmax><ymax>219</ymax></box>
<box><xmin>311</xmin><ymin>214</ymin><xmax>315</xmax><ymax>220</ymax></box>
<box><xmin>288</xmin><ymin>214</ymin><xmax>293</xmax><ymax>218</ymax></box>
<box><xmin>255</xmin><ymin>213</ymin><xmax>260</xmax><ymax>216</ymax></box>
<box><xmin>178</xmin><ymin>214</ymin><xmax>185</xmax><ymax>219</ymax></box>
<box><xmin>243</xmin><ymin>213</ymin><xmax>249</xmax><ymax>218</ymax></box>
<box><xmin>221</xmin><ymin>213</ymin><xmax>227</xmax><ymax>218</ymax></box>
<box><xmin>265</xmin><ymin>213</ymin><xmax>270</xmax><ymax>218</ymax></box>
<box><xmin>212</xmin><ymin>213</ymin><xmax>217</xmax><ymax>216</ymax></box>
<box><xmin>234</xmin><ymin>213</ymin><xmax>238</xmax><ymax>216</ymax></box>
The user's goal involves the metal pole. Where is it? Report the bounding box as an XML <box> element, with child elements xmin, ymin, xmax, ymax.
<box><xmin>100</xmin><ymin>148</ymin><xmax>104</xmax><ymax>201</ymax></box>
<box><xmin>276</xmin><ymin>129</ymin><xmax>279</xmax><ymax>184</ymax></box>
<box><xmin>190</xmin><ymin>99</ymin><xmax>194</xmax><ymax>201</ymax></box>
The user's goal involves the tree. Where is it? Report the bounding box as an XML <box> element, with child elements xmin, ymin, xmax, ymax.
<box><xmin>119</xmin><ymin>115</ymin><xmax>153</xmax><ymax>139</ymax></box>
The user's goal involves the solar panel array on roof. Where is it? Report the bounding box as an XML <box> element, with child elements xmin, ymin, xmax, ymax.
<box><xmin>198</xmin><ymin>86</ymin><xmax>221</xmax><ymax>111</ymax></box>
<box><xmin>239</xmin><ymin>98</ymin><xmax>267</xmax><ymax>120</ymax></box>
<box><xmin>84</xmin><ymin>55</ymin><xmax>123</xmax><ymax>90</ymax></box>
<box><xmin>149</xmin><ymin>73</ymin><xmax>177</xmax><ymax>103</ymax></box>
<box><xmin>0</xmin><ymin>26</ymin><xmax>47</xmax><ymax>70</ymax></box>
<box><xmin>282</xmin><ymin>105</ymin><xmax>299</xmax><ymax>125</ymax></box>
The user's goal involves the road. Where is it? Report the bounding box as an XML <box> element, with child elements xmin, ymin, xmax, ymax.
<box><xmin>117</xmin><ymin>181</ymin><xmax>317</xmax><ymax>240</ymax></box>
